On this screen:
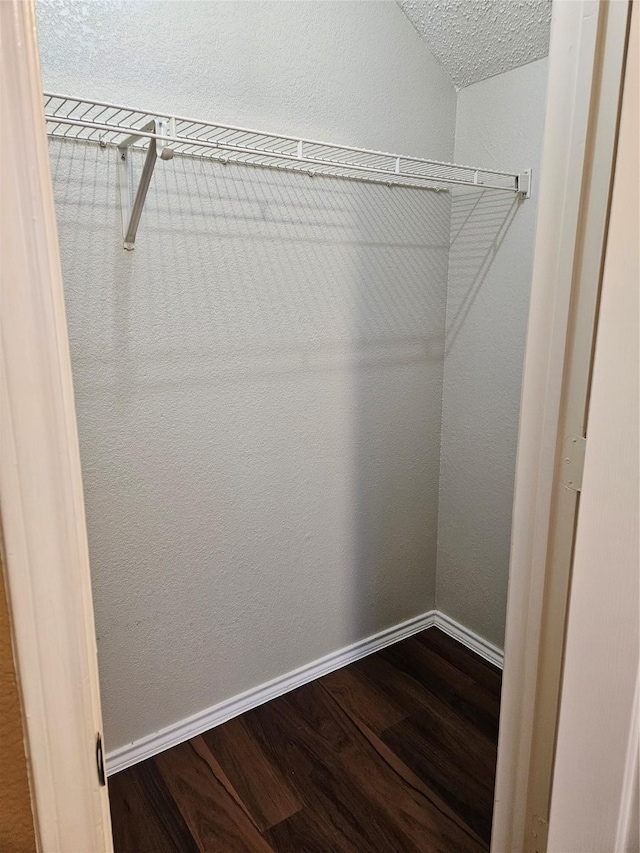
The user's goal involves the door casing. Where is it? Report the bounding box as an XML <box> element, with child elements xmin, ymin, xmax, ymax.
<box><xmin>492</xmin><ymin>2</ymin><xmax>631</xmax><ymax>851</ymax></box>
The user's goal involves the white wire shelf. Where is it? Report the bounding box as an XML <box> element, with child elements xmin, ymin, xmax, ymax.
<box><xmin>44</xmin><ymin>93</ymin><xmax>531</xmax><ymax>249</ymax></box>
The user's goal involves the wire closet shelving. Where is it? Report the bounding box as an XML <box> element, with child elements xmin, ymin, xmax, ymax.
<box><xmin>44</xmin><ymin>93</ymin><xmax>532</xmax><ymax>250</ymax></box>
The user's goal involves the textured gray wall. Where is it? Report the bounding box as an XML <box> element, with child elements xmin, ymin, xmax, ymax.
<box><xmin>436</xmin><ymin>58</ymin><xmax>549</xmax><ymax>647</ymax></box>
<box><xmin>37</xmin><ymin>0</ymin><xmax>456</xmax><ymax>751</ymax></box>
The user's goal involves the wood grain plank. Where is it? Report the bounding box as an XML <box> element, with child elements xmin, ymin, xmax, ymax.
<box><xmin>265</xmin><ymin>806</ymin><xmax>355</xmax><ymax>853</ymax></box>
<box><xmin>243</xmin><ymin>690</ymin><xmax>420</xmax><ymax>852</ymax></box>
<box><xmin>201</xmin><ymin>717</ymin><xmax>302</xmax><ymax>831</ymax></box>
<box><xmin>357</xmin><ymin>644</ymin><xmax>497</xmax><ymax>739</ymax></box>
<box><xmin>154</xmin><ymin>739</ymin><xmax>274</xmax><ymax>852</ymax></box>
<box><xmin>319</xmin><ymin>679</ymin><xmax>487</xmax><ymax>849</ymax></box>
<box><xmin>417</xmin><ymin>629</ymin><xmax>502</xmax><ymax>697</ymax></box>
<box><xmin>382</xmin><ymin>715</ymin><xmax>495</xmax><ymax>845</ymax></box>
<box><xmin>285</xmin><ymin>680</ymin><xmax>487</xmax><ymax>852</ymax></box>
<box><xmin>382</xmin><ymin>635</ymin><xmax>475</xmax><ymax>693</ymax></box>
<box><xmin>355</xmin><ymin>650</ymin><xmax>497</xmax><ymax>788</ymax></box>
<box><xmin>317</xmin><ymin>664</ymin><xmax>406</xmax><ymax>734</ymax></box>
<box><xmin>109</xmin><ymin>761</ymin><xmax>199</xmax><ymax>853</ymax></box>
<box><xmin>379</xmin><ymin>637</ymin><xmax>500</xmax><ymax>739</ymax></box>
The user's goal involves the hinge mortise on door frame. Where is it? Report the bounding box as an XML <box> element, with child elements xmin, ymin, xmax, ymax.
<box><xmin>562</xmin><ymin>434</ymin><xmax>587</xmax><ymax>491</ymax></box>
<box><xmin>530</xmin><ymin>813</ymin><xmax>550</xmax><ymax>852</ymax></box>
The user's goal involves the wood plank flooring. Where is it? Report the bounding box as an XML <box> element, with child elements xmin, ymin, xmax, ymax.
<box><xmin>108</xmin><ymin>628</ymin><xmax>501</xmax><ymax>852</ymax></box>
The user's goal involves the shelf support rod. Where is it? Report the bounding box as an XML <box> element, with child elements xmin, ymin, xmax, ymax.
<box><xmin>117</xmin><ymin>118</ymin><xmax>174</xmax><ymax>250</ymax></box>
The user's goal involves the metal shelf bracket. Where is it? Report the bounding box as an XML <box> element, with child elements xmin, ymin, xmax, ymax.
<box><xmin>117</xmin><ymin>117</ymin><xmax>175</xmax><ymax>250</ymax></box>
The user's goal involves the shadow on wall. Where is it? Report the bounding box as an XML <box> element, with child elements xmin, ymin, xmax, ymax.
<box><xmin>51</xmin><ymin>137</ymin><xmax>451</xmax><ymax>729</ymax></box>
<box><xmin>436</xmin><ymin>185</ymin><xmax>529</xmax><ymax>649</ymax></box>
<box><xmin>51</xmin><ymin>142</ymin><xmax>450</xmax><ymax>384</ymax></box>
<box><xmin>445</xmin><ymin>189</ymin><xmax>522</xmax><ymax>354</ymax></box>
<box><xmin>349</xmin><ymin>186</ymin><xmax>450</xmax><ymax>638</ymax></box>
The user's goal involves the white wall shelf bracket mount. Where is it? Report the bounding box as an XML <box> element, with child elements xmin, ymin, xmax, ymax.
<box><xmin>117</xmin><ymin>117</ymin><xmax>175</xmax><ymax>250</ymax></box>
<box><xmin>517</xmin><ymin>169</ymin><xmax>532</xmax><ymax>199</ymax></box>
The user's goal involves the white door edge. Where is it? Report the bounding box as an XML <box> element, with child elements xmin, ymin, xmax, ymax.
<box><xmin>0</xmin><ymin>1</ymin><xmax>113</xmax><ymax>850</ymax></box>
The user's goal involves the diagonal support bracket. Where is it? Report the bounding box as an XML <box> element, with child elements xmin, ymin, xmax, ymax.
<box><xmin>117</xmin><ymin>118</ymin><xmax>174</xmax><ymax>250</ymax></box>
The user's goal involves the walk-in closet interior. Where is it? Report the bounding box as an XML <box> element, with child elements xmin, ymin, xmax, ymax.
<box><xmin>37</xmin><ymin>1</ymin><xmax>552</xmax><ymax>848</ymax></box>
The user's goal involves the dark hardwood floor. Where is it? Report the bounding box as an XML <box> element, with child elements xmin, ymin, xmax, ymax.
<box><xmin>108</xmin><ymin>628</ymin><xmax>501</xmax><ymax>852</ymax></box>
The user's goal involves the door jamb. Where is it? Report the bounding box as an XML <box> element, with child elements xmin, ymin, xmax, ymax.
<box><xmin>491</xmin><ymin>2</ymin><xmax>631</xmax><ymax>851</ymax></box>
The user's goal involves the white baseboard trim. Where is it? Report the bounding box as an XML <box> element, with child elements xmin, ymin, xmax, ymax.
<box><xmin>106</xmin><ymin>608</ymin><xmax>504</xmax><ymax>776</ymax></box>
<box><xmin>433</xmin><ymin>611</ymin><xmax>504</xmax><ymax>669</ymax></box>
<box><xmin>106</xmin><ymin>609</ymin><xmax>437</xmax><ymax>776</ymax></box>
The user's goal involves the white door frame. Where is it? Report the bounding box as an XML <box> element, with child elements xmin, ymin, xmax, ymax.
<box><xmin>547</xmin><ymin>5</ymin><xmax>639</xmax><ymax>845</ymax></box>
<box><xmin>0</xmin><ymin>1</ymin><xmax>113</xmax><ymax>850</ymax></box>
<box><xmin>0</xmin><ymin>1</ymin><xmax>630</xmax><ymax>850</ymax></box>
<box><xmin>491</xmin><ymin>2</ymin><xmax>631</xmax><ymax>852</ymax></box>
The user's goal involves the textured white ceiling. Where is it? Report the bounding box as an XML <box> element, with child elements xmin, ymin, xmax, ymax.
<box><xmin>398</xmin><ymin>0</ymin><xmax>552</xmax><ymax>90</ymax></box>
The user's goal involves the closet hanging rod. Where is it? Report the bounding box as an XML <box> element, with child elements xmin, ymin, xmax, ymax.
<box><xmin>43</xmin><ymin>92</ymin><xmax>532</xmax><ymax>250</ymax></box>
